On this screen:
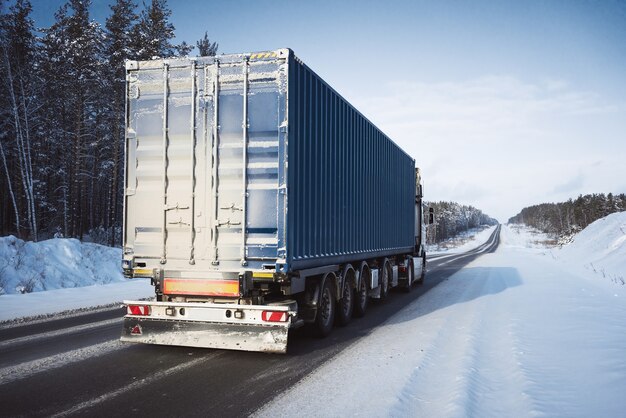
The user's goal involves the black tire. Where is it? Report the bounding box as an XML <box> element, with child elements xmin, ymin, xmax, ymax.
<box><xmin>400</xmin><ymin>257</ymin><xmax>414</xmax><ymax>293</ymax></box>
<box><xmin>379</xmin><ymin>261</ymin><xmax>390</xmax><ymax>300</ymax></box>
<box><xmin>314</xmin><ymin>276</ymin><xmax>336</xmax><ymax>337</ymax></box>
<box><xmin>353</xmin><ymin>265</ymin><xmax>369</xmax><ymax>318</ymax></box>
<box><xmin>336</xmin><ymin>270</ymin><xmax>355</xmax><ymax>326</ymax></box>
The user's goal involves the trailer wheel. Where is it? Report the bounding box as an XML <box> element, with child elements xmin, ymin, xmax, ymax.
<box><xmin>379</xmin><ymin>260</ymin><xmax>390</xmax><ymax>300</ymax></box>
<box><xmin>314</xmin><ymin>275</ymin><xmax>336</xmax><ymax>337</ymax></box>
<box><xmin>353</xmin><ymin>263</ymin><xmax>370</xmax><ymax>318</ymax></box>
<box><xmin>400</xmin><ymin>257</ymin><xmax>414</xmax><ymax>293</ymax></box>
<box><xmin>336</xmin><ymin>268</ymin><xmax>355</xmax><ymax>326</ymax></box>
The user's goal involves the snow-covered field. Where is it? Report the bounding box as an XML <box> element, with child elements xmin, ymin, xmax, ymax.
<box><xmin>258</xmin><ymin>218</ymin><xmax>626</xmax><ymax>417</ymax></box>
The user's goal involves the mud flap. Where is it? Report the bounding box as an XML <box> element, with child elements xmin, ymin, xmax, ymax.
<box><xmin>120</xmin><ymin>317</ymin><xmax>289</xmax><ymax>353</ymax></box>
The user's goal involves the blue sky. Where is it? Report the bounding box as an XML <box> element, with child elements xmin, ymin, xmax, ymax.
<box><xmin>29</xmin><ymin>0</ymin><xmax>626</xmax><ymax>221</ymax></box>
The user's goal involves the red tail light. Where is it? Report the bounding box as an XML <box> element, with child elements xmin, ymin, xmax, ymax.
<box><xmin>261</xmin><ymin>311</ymin><xmax>288</xmax><ymax>322</ymax></box>
<box><xmin>128</xmin><ymin>305</ymin><xmax>151</xmax><ymax>316</ymax></box>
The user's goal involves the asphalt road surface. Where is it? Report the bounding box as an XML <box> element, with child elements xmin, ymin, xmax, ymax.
<box><xmin>0</xmin><ymin>225</ymin><xmax>500</xmax><ymax>417</ymax></box>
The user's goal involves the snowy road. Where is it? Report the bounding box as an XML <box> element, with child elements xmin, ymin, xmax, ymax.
<box><xmin>259</xmin><ymin>224</ymin><xmax>626</xmax><ymax>418</ymax></box>
<box><xmin>0</xmin><ymin>229</ymin><xmax>501</xmax><ymax>417</ymax></box>
<box><xmin>7</xmin><ymin>224</ymin><xmax>621</xmax><ymax>417</ymax></box>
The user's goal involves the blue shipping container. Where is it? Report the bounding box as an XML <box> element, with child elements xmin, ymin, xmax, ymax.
<box><xmin>124</xmin><ymin>48</ymin><xmax>416</xmax><ymax>275</ymax></box>
<box><xmin>285</xmin><ymin>51</ymin><xmax>416</xmax><ymax>270</ymax></box>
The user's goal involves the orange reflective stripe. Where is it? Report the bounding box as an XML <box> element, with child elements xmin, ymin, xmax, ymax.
<box><xmin>163</xmin><ymin>279</ymin><xmax>239</xmax><ymax>297</ymax></box>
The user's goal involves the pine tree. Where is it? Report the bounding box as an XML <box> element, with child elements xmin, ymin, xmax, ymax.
<box><xmin>40</xmin><ymin>0</ymin><xmax>104</xmax><ymax>238</ymax></box>
<box><xmin>1</xmin><ymin>0</ymin><xmax>202</xmax><ymax>242</ymax></box>
<box><xmin>175</xmin><ymin>40</ymin><xmax>192</xmax><ymax>56</ymax></box>
<box><xmin>0</xmin><ymin>0</ymin><xmax>39</xmax><ymax>239</ymax></box>
<box><xmin>133</xmin><ymin>0</ymin><xmax>179</xmax><ymax>59</ymax></box>
<box><xmin>103</xmin><ymin>0</ymin><xmax>138</xmax><ymax>245</ymax></box>
<box><xmin>509</xmin><ymin>193</ymin><xmax>626</xmax><ymax>241</ymax></box>
<box><xmin>106</xmin><ymin>0</ymin><xmax>137</xmax><ymax>70</ymax></box>
<box><xmin>424</xmin><ymin>200</ymin><xmax>497</xmax><ymax>245</ymax></box>
<box><xmin>196</xmin><ymin>31</ymin><xmax>218</xmax><ymax>56</ymax></box>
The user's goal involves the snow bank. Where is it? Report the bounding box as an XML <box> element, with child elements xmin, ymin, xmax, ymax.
<box><xmin>0</xmin><ymin>235</ymin><xmax>155</xmax><ymax>321</ymax></box>
<box><xmin>556</xmin><ymin>211</ymin><xmax>626</xmax><ymax>285</ymax></box>
<box><xmin>506</xmin><ymin>211</ymin><xmax>626</xmax><ymax>286</ymax></box>
<box><xmin>0</xmin><ymin>235</ymin><xmax>125</xmax><ymax>295</ymax></box>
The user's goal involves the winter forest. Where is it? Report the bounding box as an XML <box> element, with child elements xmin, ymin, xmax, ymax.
<box><xmin>1</xmin><ymin>0</ymin><xmax>501</xmax><ymax>249</ymax></box>
<box><xmin>425</xmin><ymin>201</ymin><xmax>498</xmax><ymax>245</ymax></box>
<box><xmin>0</xmin><ymin>0</ymin><xmax>538</xmax><ymax>253</ymax></box>
<box><xmin>508</xmin><ymin>193</ymin><xmax>626</xmax><ymax>241</ymax></box>
<box><xmin>0</xmin><ymin>0</ymin><xmax>217</xmax><ymax>244</ymax></box>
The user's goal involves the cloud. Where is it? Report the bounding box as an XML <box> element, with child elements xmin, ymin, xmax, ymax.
<box><xmin>347</xmin><ymin>76</ymin><xmax>626</xmax><ymax>221</ymax></box>
<box><xmin>553</xmin><ymin>172</ymin><xmax>585</xmax><ymax>194</ymax></box>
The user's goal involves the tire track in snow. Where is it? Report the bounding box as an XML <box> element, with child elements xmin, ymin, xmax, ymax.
<box><xmin>257</xmin><ymin>225</ymin><xmax>503</xmax><ymax>418</ymax></box>
<box><xmin>392</xmin><ymin>254</ymin><xmax>537</xmax><ymax>418</ymax></box>
<box><xmin>390</xmin><ymin>265</ymin><xmax>491</xmax><ymax>417</ymax></box>
<box><xmin>457</xmin><ymin>266</ymin><xmax>537</xmax><ymax>418</ymax></box>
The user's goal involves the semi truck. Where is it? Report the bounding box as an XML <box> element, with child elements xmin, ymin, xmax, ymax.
<box><xmin>120</xmin><ymin>48</ymin><xmax>427</xmax><ymax>353</ymax></box>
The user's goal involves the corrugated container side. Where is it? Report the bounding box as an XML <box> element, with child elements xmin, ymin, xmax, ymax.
<box><xmin>286</xmin><ymin>52</ymin><xmax>415</xmax><ymax>270</ymax></box>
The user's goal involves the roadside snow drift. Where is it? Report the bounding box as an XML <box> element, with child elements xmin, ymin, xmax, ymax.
<box><xmin>0</xmin><ymin>235</ymin><xmax>125</xmax><ymax>295</ymax></box>
<box><xmin>0</xmin><ymin>236</ymin><xmax>155</xmax><ymax>321</ymax></box>
<box><xmin>257</xmin><ymin>221</ymin><xmax>626</xmax><ymax>418</ymax></box>
<box><xmin>556</xmin><ymin>211</ymin><xmax>626</xmax><ymax>285</ymax></box>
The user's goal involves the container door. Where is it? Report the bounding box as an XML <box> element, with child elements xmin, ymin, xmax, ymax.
<box><xmin>125</xmin><ymin>61</ymin><xmax>210</xmax><ymax>265</ymax></box>
<box><xmin>211</xmin><ymin>57</ymin><xmax>285</xmax><ymax>269</ymax></box>
<box><xmin>125</xmin><ymin>56</ymin><xmax>285</xmax><ymax>270</ymax></box>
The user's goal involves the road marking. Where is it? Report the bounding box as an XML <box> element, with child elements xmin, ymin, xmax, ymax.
<box><xmin>0</xmin><ymin>318</ymin><xmax>122</xmax><ymax>349</ymax></box>
<box><xmin>0</xmin><ymin>339</ymin><xmax>125</xmax><ymax>385</ymax></box>
<box><xmin>51</xmin><ymin>353</ymin><xmax>219</xmax><ymax>417</ymax></box>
